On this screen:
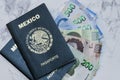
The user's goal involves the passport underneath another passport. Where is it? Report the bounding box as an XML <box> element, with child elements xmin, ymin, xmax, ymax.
<box><xmin>0</xmin><ymin>39</ymin><xmax>33</xmax><ymax>80</ymax></box>
<box><xmin>7</xmin><ymin>3</ymin><xmax>75</xmax><ymax>80</ymax></box>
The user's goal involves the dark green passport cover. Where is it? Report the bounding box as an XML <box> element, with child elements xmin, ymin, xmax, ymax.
<box><xmin>7</xmin><ymin>3</ymin><xmax>75</xmax><ymax>80</ymax></box>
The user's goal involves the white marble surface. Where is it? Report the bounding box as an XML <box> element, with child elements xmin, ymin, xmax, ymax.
<box><xmin>0</xmin><ymin>0</ymin><xmax>120</xmax><ymax>80</ymax></box>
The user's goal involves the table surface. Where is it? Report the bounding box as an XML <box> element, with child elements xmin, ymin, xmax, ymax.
<box><xmin>0</xmin><ymin>0</ymin><xmax>120</xmax><ymax>80</ymax></box>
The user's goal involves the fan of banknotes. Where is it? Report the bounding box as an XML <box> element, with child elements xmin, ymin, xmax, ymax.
<box><xmin>55</xmin><ymin>0</ymin><xmax>103</xmax><ymax>80</ymax></box>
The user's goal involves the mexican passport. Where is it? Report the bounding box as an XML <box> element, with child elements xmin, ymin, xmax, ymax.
<box><xmin>7</xmin><ymin>3</ymin><xmax>75</xmax><ymax>80</ymax></box>
<box><xmin>0</xmin><ymin>39</ymin><xmax>33</xmax><ymax>80</ymax></box>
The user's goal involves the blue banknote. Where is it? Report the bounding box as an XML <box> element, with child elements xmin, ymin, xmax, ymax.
<box><xmin>55</xmin><ymin>0</ymin><xmax>103</xmax><ymax>39</ymax></box>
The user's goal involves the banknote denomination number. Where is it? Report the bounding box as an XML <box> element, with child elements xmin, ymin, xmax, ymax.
<box><xmin>64</xmin><ymin>4</ymin><xmax>75</xmax><ymax>17</ymax></box>
<box><xmin>81</xmin><ymin>24</ymin><xmax>92</xmax><ymax>30</ymax></box>
<box><xmin>73</xmin><ymin>15</ymin><xmax>86</xmax><ymax>24</ymax></box>
<box><xmin>81</xmin><ymin>59</ymin><xmax>93</xmax><ymax>71</ymax></box>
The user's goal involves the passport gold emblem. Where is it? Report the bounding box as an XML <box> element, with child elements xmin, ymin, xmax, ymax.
<box><xmin>26</xmin><ymin>27</ymin><xmax>53</xmax><ymax>54</ymax></box>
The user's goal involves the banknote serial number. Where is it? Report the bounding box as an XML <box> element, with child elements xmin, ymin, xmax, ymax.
<box><xmin>81</xmin><ymin>59</ymin><xmax>94</xmax><ymax>71</ymax></box>
<box><xmin>64</xmin><ymin>3</ymin><xmax>75</xmax><ymax>17</ymax></box>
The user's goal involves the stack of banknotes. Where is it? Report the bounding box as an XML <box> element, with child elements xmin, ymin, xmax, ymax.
<box><xmin>55</xmin><ymin>0</ymin><xmax>103</xmax><ymax>80</ymax></box>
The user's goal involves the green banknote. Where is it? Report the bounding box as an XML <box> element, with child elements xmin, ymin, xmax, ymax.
<box><xmin>61</xmin><ymin>29</ymin><xmax>99</xmax><ymax>42</ymax></box>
